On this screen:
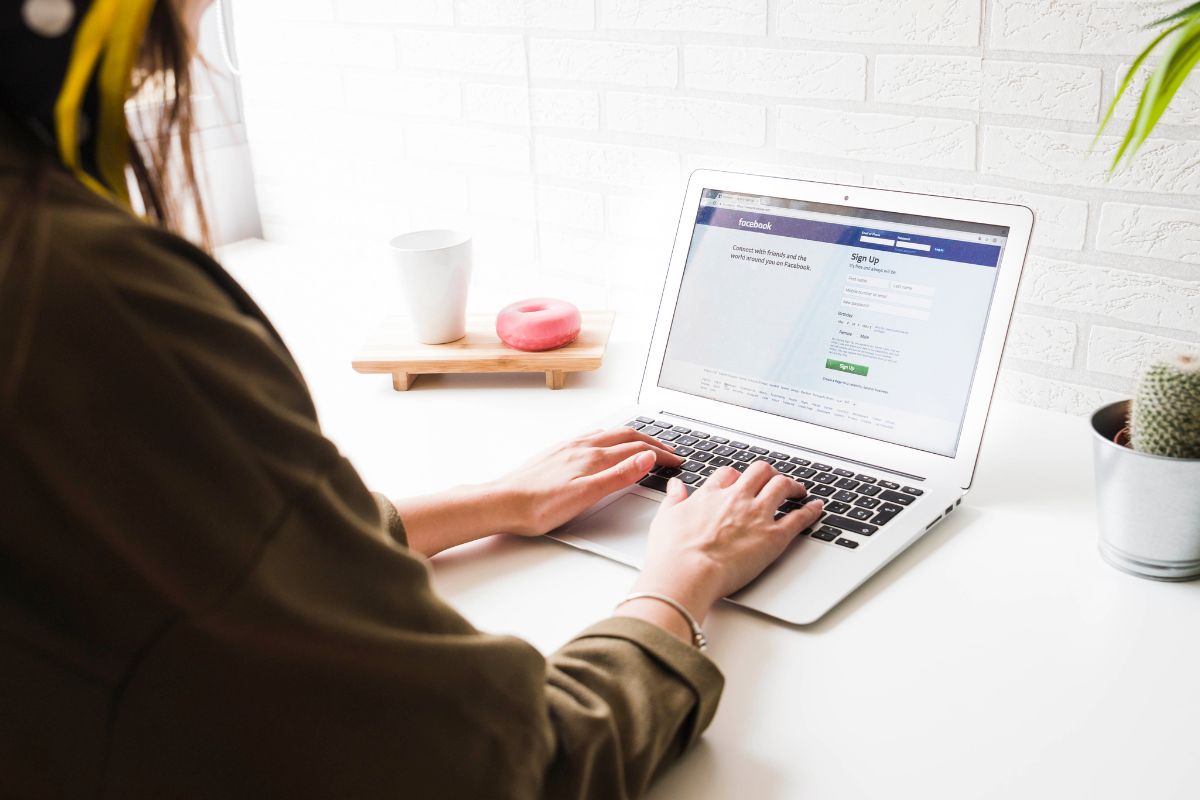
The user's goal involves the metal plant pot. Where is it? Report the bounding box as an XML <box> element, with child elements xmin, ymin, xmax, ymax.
<box><xmin>1091</xmin><ymin>400</ymin><xmax>1200</xmax><ymax>581</ymax></box>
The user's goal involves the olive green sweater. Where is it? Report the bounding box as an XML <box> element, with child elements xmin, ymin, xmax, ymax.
<box><xmin>0</xmin><ymin>114</ymin><xmax>722</xmax><ymax>799</ymax></box>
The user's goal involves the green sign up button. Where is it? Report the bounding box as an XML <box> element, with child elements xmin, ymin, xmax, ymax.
<box><xmin>825</xmin><ymin>358</ymin><xmax>869</xmax><ymax>377</ymax></box>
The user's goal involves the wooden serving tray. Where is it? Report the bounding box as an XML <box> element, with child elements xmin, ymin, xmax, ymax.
<box><xmin>352</xmin><ymin>311</ymin><xmax>614</xmax><ymax>391</ymax></box>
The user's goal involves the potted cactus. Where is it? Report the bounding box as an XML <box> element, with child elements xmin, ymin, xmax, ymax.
<box><xmin>1084</xmin><ymin>5</ymin><xmax>1200</xmax><ymax>579</ymax></box>
<box><xmin>1091</xmin><ymin>354</ymin><xmax>1200</xmax><ymax>580</ymax></box>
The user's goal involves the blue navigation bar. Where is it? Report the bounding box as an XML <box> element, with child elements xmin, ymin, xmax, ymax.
<box><xmin>696</xmin><ymin>206</ymin><xmax>1002</xmax><ymax>268</ymax></box>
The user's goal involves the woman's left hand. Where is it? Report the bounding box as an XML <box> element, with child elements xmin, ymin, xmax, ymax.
<box><xmin>392</xmin><ymin>427</ymin><xmax>681</xmax><ymax>557</ymax></box>
<box><xmin>496</xmin><ymin>427</ymin><xmax>682</xmax><ymax>536</ymax></box>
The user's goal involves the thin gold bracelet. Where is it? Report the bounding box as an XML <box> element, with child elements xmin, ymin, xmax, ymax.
<box><xmin>618</xmin><ymin>592</ymin><xmax>708</xmax><ymax>651</ymax></box>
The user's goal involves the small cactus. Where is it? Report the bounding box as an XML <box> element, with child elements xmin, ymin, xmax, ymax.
<box><xmin>1129</xmin><ymin>353</ymin><xmax>1200</xmax><ymax>459</ymax></box>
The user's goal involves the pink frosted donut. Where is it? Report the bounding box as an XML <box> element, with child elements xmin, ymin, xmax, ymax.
<box><xmin>496</xmin><ymin>298</ymin><xmax>582</xmax><ymax>352</ymax></box>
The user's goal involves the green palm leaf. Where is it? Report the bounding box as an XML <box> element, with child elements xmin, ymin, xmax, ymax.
<box><xmin>1099</xmin><ymin>4</ymin><xmax>1200</xmax><ymax>172</ymax></box>
<box><xmin>1150</xmin><ymin>1</ymin><xmax>1200</xmax><ymax>27</ymax></box>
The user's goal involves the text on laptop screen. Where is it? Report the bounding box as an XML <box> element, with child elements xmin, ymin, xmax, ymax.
<box><xmin>658</xmin><ymin>189</ymin><xmax>1010</xmax><ymax>457</ymax></box>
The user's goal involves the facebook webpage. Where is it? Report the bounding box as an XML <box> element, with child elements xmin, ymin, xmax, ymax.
<box><xmin>658</xmin><ymin>190</ymin><xmax>1009</xmax><ymax>457</ymax></box>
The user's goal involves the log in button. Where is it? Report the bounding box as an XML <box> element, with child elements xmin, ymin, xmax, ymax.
<box><xmin>825</xmin><ymin>358</ymin><xmax>869</xmax><ymax>377</ymax></box>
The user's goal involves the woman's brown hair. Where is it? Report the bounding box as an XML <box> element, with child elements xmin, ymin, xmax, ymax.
<box><xmin>127</xmin><ymin>0</ymin><xmax>211</xmax><ymax>249</ymax></box>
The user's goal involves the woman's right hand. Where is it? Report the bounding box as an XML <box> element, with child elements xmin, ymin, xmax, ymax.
<box><xmin>622</xmin><ymin>462</ymin><xmax>825</xmax><ymax>628</ymax></box>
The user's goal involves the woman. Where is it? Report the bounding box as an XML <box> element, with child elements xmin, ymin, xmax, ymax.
<box><xmin>0</xmin><ymin>1</ymin><xmax>824</xmax><ymax>797</ymax></box>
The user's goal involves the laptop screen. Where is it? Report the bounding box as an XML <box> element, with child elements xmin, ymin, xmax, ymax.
<box><xmin>657</xmin><ymin>189</ymin><xmax>1011</xmax><ymax>457</ymax></box>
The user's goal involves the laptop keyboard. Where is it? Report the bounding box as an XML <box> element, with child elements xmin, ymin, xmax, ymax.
<box><xmin>627</xmin><ymin>417</ymin><xmax>924</xmax><ymax>550</ymax></box>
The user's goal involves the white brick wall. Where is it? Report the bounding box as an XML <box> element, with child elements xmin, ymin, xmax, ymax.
<box><xmin>602</xmin><ymin>0</ymin><xmax>766</xmax><ymax>35</ymax></box>
<box><xmin>684</xmin><ymin>45</ymin><xmax>865</xmax><ymax>100</ymax></box>
<box><xmin>875</xmin><ymin>55</ymin><xmax>981</xmax><ymax>110</ymax></box>
<box><xmin>607</xmin><ymin>92</ymin><xmax>766</xmax><ymax>145</ymax></box>
<box><xmin>982</xmin><ymin>61</ymin><xmax>1101</xmax><ymax>121</ymax></box>
<box><xmin>778</xmin><ymin>108</ymin><xmax>975</xmax><ymax>168</ymax></box>
<box><xmin>989</xmin><ymin>1</ymin><xmax>1160</xmax><ymax>54</ymax></box>
<box><xmin>777</xmin><ymin>0</ymin><xmax>980</xmax><ymax>46</ymax></box>
<box><xmin>529</xmin><ymin>39</ymin><xmax>677</xmax><ymax>86</ymax></box>
<box><xmin>234</xmin><ymin>0</ymin><xmax>1200</xmax><ymax>415</ymax></box>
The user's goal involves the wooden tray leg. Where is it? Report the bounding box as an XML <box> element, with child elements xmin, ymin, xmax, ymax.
<box><xmin>545</xmin><ymin>370</ymin><xmax>566</xmax><ymax>390</ymax></box>
<box><xmin>392</xmin><ymin>371</ymin><xmax>417</xmax><ymax>391</ymax></box>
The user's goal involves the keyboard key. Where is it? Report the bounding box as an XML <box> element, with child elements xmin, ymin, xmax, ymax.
<box><xmin>796</xmin><ymin>468</ymin><xmax>817</xmax><ymax>479</ymax></box>
<box><xmin>731</xmin><ymin>462</ymin><xmax>749</xmax><ymax>472</ymax></box>
<box><xmin>879</xmin><ymin>503</ymin><xmax>904</xmax><ymax>515</ymax></box>
<box><xmin>700</xmin><ymin>465</ymin><xmax>718</xmax><ymax>477</ymax></box>
<box><xmin>871</xmin><ymin>510</ymin><xmax>899</xmax><ymax>525</ymax></box>
<box><xmin>769</xmin><ymin>451</ymin><xmax>790</xmax><ymax>460</ymax></box>
<box><xmin>680</xmin><ymin>460</ymin><xmax>706</xmax><ymax>472</ymax></box>
<box><xmin>691</xmin><ymin>451</ymin><xmax>713</xmax><ymax>462</ymax></box>
<box><xmin>643</xmin><ymin>426</ymin><xmax>663</xmax><ymax>437</ymax></box>
<box><xmin>674</xmin><ymin>446</ymin><xmax>694</xmax><ymax>457</ymax></box>
<box><xmin>714</xmin><ymin>445</ymin><xmax>737</xmax><ymax>456</ymax></box>
<box><xmin>639</xmin><ymin>475</ymin><xmax>669</xmax><ymax>492</ymax></box>
<box><xmin>878</xmin><ymin>480</ymin><xmax>900</xmax><ymax>490</ymax></box>
<box><xmin>800</xmin><ymin>479</ymin><xmax>815</xmax><ymax>489</ymax></box>
<box><xmin>854</xmin><ymin>496</ymin><xmax>881</xmax><ymax>509</ymax></box>
<box><xmin>848</xmin><ymin>508</ymin><xmax>873</xmax><ymax>521</ymax></box>
<box><xmin>693</xmin><ymin>440</ymin><xmax>717</xmax><ymax>451</ymax></box>
<box><xmin>858</xmin><ymin>485</ymin><xmax>882</xmax><ymax>497</ymax></box>
<box><xmin>789</xmin><ymin>457</ymin><xmax>812</xmax><ymax>466</ymax></box>
<box><xmin>657</xmin><ymin>431</ymin><xmax>680</xmax><ymax>442</ymax></box>
<box><xmin>811</xmin><ymin>484</ymin><xmax>836</xmax><ymax>497</ymax></box>
<box><xmin>636</xmin><ymin>416</ymin><xmax>654</xmax><ymax>424</ymax></box>
<box><xmin>710</xmin><ymin>456</ymin><xmax>732</xmax><ymax>467</ymax></box>
<box><xmin>835</xmin><ymin>478</ymin><xmax>860</xmax><ymax>491</ymax></box>
<box><xmin>751</xmin><ymin>456</ymin><xmax>777</xmax><ymax>465</ymax></box>
<box><xmin>626</xmin><ymin>420</ymin><xmax>645</xmax><ymax>429</ymax></box>
<box><xmin>654</xmin><ymin>467</ymin><xmax>682</xmax><ymax>478</ymax></box>
<box><xmin>672</xmin><ymin>425</ymin><xmax>691</xmax><ymax>433</ymax></box>
<box><xmin>902</xmin><ymin>486</ymin><xmax>924</xmax><ymax>496</ymax></box>
<box><xmin>779</xmin><ymin>496</ymin><xmax>818</xmax><ymax>512</ymax></box>
<box><xmin>679</xmin><ymin>472</ymin><xmax>700</xmax><ymax>484</ymax></box>
<box><xmin>832</xmin><ymin>490</ymin><xmax>857</xmax><ymax>503</ymax></box>
<box><xmin>835</xmin><ymin>538</ymin><xmax>860</xmax><ymax>549</ymax></box>
<box><xmin>826</xmin><ymin>501</ymin><xmax>852</xmax><ymax>515</ymax></box>
<box><xmin>692</xmin><ymin>431</ymin><xmax>710</xmax><ymax>439</ymax></box>
<box><xmin>710</xmin><ymin>436</ymin><xmax>729</xmax><ymax>444</ymax></box>
<box><xmin>748</xmin><ymin>446</ymin><xmax>769</xmax><ymax>455</ymax></box>
<box><xmin>775</xmin><ymin>462</ymin><xmax>797</xmax><ymax>475</ymax></box>
<box><xmin>813</xmin><ymin>463</ymin><xmax>832</xmax><ymax>471</ymax></box>
<box><xmin>732</xmin><ymin>451</ymin><xmax>754</xmax><ymax>462</ymax></box>
<box><xmin>880</xmin><ymin>490</ymin><xmax>914</xmax><ymax>506</ymax></box>
<box><xmin>811</xmin><ymin>527</ymin><xmax>838</xmax><ymax>542</ymax></box>
<box><xmin>855</xmin><ymin>474</ymin><xmax>877</xmax><ymax>483</ymax></box>
<box><xmin>823</xmin><ymin>515</ymin><xmax>878</xmax><ymax>536</ymax></box>
<box><xmin>813</xmin><ymin>472</ymin><xmax>837</xmax><ymax>485</ymax></box>
<box><xmin>730</xmin><ymin>441</ymin><xmax>748</xmax><ymax>449</ymax></box>
<box><xmin>676</xmin><ymin>435</ymin><xmax>699</xmax><ymax>446</ymax></box>
<box><xmin>833</xmin><ymin>468</ymin><xmax>854</xmax><ymax>478</ymax></box>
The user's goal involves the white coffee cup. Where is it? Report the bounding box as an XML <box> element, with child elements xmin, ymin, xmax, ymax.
<box><xmin>389</xmin><ymin>229</ymin><xmax>472</xmax><ymax>344</ymax></box>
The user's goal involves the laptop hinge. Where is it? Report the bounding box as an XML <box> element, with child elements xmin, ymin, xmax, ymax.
<box><xmin>661</xmin><ymin>411</ymin><xmax>927</xmax><ymax>482</ymax></box>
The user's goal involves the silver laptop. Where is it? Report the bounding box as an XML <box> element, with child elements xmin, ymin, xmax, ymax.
<box><xmin>551</xmin><ymin>170</ymin><xmax>1033</xmax><ymax>625</ymax></box>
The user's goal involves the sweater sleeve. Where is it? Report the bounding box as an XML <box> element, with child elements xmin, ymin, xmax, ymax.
<box><xmin>104</xmin><ymin>455</ymin><xmax>724</xmax><ymax>800</ymax></box>
<box><xmin>372</xmin><ymin>490</ymin><xmax>408</xmax><ymax>546</ymax></box>
<box><xmin>544</xmin><ymin>618</ymin><xmax>724</xmax><ymax>799</ymax></box>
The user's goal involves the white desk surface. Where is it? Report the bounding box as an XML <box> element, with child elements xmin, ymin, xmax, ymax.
<box><xmin>222</xmin><ymin>239</ymin><xmax>1200</xmax><ymax>800</ymax></box>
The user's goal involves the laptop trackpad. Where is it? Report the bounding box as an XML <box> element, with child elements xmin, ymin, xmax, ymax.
<box><xmin>555</xmin><ymin>493</ymin><xmax>660</xmax><ymax>567</ymax></box>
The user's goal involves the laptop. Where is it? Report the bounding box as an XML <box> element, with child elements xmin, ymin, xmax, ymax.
<box><xmin>550</xmin><ymin>170</ymin><xmax>1033</xmax><ymax>625</ymax></box>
